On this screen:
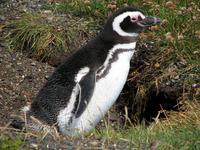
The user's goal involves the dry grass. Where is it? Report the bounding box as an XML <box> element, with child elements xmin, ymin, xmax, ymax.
<box><xmin>5</xmin><ymin>13</ymin><xmax>66</xmax><ymax>60</ymax></box>
<box><xmin>4</xmin><ymin>11</ymin><xmax>94</xmax><ymax>61</ymax></box>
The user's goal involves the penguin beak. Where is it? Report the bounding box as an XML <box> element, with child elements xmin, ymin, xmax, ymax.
<box><xmin>137</xmin><ymin>16</ymin><xmax>161</xmax><ymax>27</ymax></box>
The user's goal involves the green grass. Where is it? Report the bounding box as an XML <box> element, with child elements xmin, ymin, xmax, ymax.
<box><xmin>95</xmin><ymin>101</ymin><xmax>200</xmax><ymax>149</ymax></box>
<box><xmin>0</xmin><ymin>135</ymin><xmax>23</xmax><ymax>150</ymax></box>
<box><xmin>5</xmin><ymin>12</ymin><xmax>66</xmax><ymax>60</ymax></box>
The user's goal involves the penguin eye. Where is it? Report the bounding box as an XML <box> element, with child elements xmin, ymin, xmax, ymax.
<box><xmin>131</xmin><ymin>15</ymin><xmax>144</xmax><ymax>22</ymax></box>
<box><xmin>131</xmin><ymin>17</ymin><xmax>137</xmax><ymax>22</ymax></box>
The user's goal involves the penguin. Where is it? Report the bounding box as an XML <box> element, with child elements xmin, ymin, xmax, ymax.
<box><xmin>11</xmin><ymin>6</ymin><xmax>161</xmax><ymax>136</ymax></box>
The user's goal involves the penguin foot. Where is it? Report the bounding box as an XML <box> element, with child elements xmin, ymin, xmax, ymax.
<box><xmin>10</xmin><ymin>118</ymin><xmax>25</xmax><ymax>130</ymax></box>
<box><xmin>10</xmin><ymin>115</ymin><xmax>59</xmax><ymax>137</ymax></box>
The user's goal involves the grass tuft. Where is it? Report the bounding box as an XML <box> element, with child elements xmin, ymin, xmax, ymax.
<box><xmin>5</xmin><ymin>12</ymin><xmax>67</xmax><ymax>60</ymax></box>
<box><xmin>0</xmin><ymin>135</ymin><xmax>23</xmax><ymax>150</ymax></box>
<box><xmin>5</xmin><ymin>11</ymin><xmax>95</xmax><ymax>61</ymax></box>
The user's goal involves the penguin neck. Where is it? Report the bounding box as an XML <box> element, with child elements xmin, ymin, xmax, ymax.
<box><xmin>100</xmin><ymin>32</ymin><xmax>138</xmax><ymax>45</ymax></box>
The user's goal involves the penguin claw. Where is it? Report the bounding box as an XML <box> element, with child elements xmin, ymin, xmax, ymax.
<box><xmin>10</xmin><ymin>118</ymin><xmax>25</xmax><ymax>130</ymax></box>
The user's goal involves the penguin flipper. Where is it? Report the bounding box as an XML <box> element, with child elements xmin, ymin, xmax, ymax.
<box><xmin>74</xmin><ymin>71</ymin><xmax>96</xmax><ymax>118</ymax></box>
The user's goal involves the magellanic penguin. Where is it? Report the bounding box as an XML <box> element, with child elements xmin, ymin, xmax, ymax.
<box><xmin>11</xmin><ymin>6</ymin><xmax>161</xmax><ymax>136</ymax></box>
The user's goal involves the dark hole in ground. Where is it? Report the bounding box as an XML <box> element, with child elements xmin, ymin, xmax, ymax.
<box><xmin>117</xmin><ymin>84</ymin><xmax>183</xmax><ymax>125</ymax></box>
<box><xmin>142</xmin><ymin>88</ymin><xmax>182</xmax><ymax>123</ymax></box>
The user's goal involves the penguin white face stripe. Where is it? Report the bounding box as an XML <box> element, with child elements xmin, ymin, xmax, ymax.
<box><xmin>97</xmin><ymin>42</ymin><xmax>136</xmax><ymax>76</ymax></box>
<box><xmin>75</xmin><ymin>67</ymin><xmax>90</xmax><ymax>82</ymax></box>
<box><xmin>112</xmin><ymin>11</ymin><xmax>145</xmax><ymax>37</ymax></box>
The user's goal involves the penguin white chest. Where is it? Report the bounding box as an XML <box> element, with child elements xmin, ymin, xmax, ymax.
<box><xmin>75</xmin><ymin>50</ymin><xmax>134</xmax><ymax>132</ymax></box>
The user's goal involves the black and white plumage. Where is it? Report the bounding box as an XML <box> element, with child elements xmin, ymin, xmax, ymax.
<box><xmin>12</xmin><ymin>6</ymin><xmax>160</xmax><ymax>135</ymax></box>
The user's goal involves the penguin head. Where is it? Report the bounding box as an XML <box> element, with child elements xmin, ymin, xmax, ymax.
<box><xmin>102</xmin><ymin>6</ymin><xmax>161</xmax><ymax>41</ymax></box>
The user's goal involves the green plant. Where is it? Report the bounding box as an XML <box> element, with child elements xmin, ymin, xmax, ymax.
<box><xmin>0</xmin><ymin>136</ymin><xmax>23</xmax><ymax>150</ymax></box>
<box><xmin>6</xmin><ymin>12</ymin><xmax>66</xmax><ymax>60</ymax></box>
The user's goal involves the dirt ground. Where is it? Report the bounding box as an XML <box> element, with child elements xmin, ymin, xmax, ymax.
<box><xmin>0</xmin><ymin>45</ymin><xmax>54</xmax><ymax>126</ymax></box>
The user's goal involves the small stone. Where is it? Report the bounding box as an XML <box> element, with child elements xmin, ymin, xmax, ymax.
<box><xmin>111</xmin><ymin>1</ymin><xmax>117</xmax><ymax>5</ymax></box>
<box><xmin>108</xmin><ymin>112</ymin><xmax>118</xmax><ymax>121</ymax></box>
<box><xmin>123</xmin><ymin>3</ymin><xmax>129</xmax><ymax>7</ymax></box>
<box><xmin>90</xmin><ymin>141</ymin><xmax>98</xmax><ymax>146</ymax></box>
<box><xmin>38</xmin><ymin>4</ymin><xmax>42</xmax><ymax>8</ymax></box>
<box><xmin>5</xmin><ymin>64</ymin><xmax>11</xmax><ymax>69</ymax></box>
<box><xmin>150</xmin><ymin>25</ymin><xmax>159</xmax><ymax>31</ymax></box>
<box><xmin>177</xmin><ymin>34</ymin><xmax>184</xmax><ymax>40</ymax></box>
<box><xmin>174</xmin><ymin>75</ymin><xmax>179</xmax><ymax>80</ymax></box>
<box><xmin>46</xmin><ymin>144</ymin><xmax>49</xmax><ymax>148</ymax></box>
<box><xmin>166</xmin><ymin>81</ymin><xmax>170</xmax><ymax>86</ymax></box>
<box><xmin>188</xmin><ymin>7</ymin><xmax>192</xmax><ymax>12</ymax></box>
<box><xmin>193</xmin><ymin>51</ymin><xmax>199</xmax><ymax>54</ymax></box>
<box><xmin>154</xmin><ymin>62</ymin><xmax>160</xmax><ymax>68</ymax></box>
<box><xmin>171</xmin><ymin>79</ymin><xmax>176</xmax><ymax>83</ymax></box>
<box><xmin>177</xmin><ymin>10</ymin><xmax>183</xmax><ymax>15</ymax></box>
<box><xmin>84</xmin><ymin>0</ymin><xmax>90</xmax><ymax>5</ymax></box>
<box><xmin>31</xmin><ymin>62</ymin><xmax>36</xmax><ymax>66</ymax></box>
<box><xmin>160</xmin><ymin>19</ymin><xmax>168</xmax><ymax>28</ymax></box>
<box><xmin>17</xmin><ymin>62</ymin><xmax>22</xmax><ymax>65</ymax></box>
<box><xmin>30</xmin><ymin>143</ymin><xmax>38</xmax><ymax>149</ymax></box>
<box><xmin>47</xmin><ymin>16</ymin><xmax>53</xmax><ymax>21</ymax></box>
<box><xmin>22</xmin><ymin>8</ymin><xmax>28</xmax><ymax>12</ymax></box>
<box><xmin>0</xmin><ymin>15</ymin><xmax>6</xmax><ymax>21</ymax></box>
<box><xmin>43</xmin><ymin>10</ymin><xmax>52</xmax><ymax>14</ymax></box>
<box><xmin>45</xmin><ymin>75</ymin><xmax>49</xmax><ymax>80</ymax></box>
<box><xmin>107</xmin><ymin>4</ymin><xmax>117</xmax><ymax>10</ymax></box>
<box><xmin>31</xmin><ymin>4</ymin><xmax>37</xmax><ymax>9</ymax></box>
<box><xmin>165</xmin><ymin>1</ymin><xmax>176</xmax><ymax>9</ymax></box>
<box><xmin>165</xmin><ymin>32</ymin><xmax>174</xmax><ymax>42</ymax></box>
<box><xmin>195</xmin><ymin>31</ymin><xmax>200</xmax><ymax>39</ymax></box>
<box><xmin>192</xmin><ymin>83</ymin><xmax>199</xmax><ymax>88</ymax></box>
<box><xmin>155</xmin><ymin>4</ymin><xmax>160</xmax><ymax>9</ymax></box>
<box><xmin>181</xmin><ymin>7</ymin><xmax>186</xmax><ymax>11</ymax></box>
